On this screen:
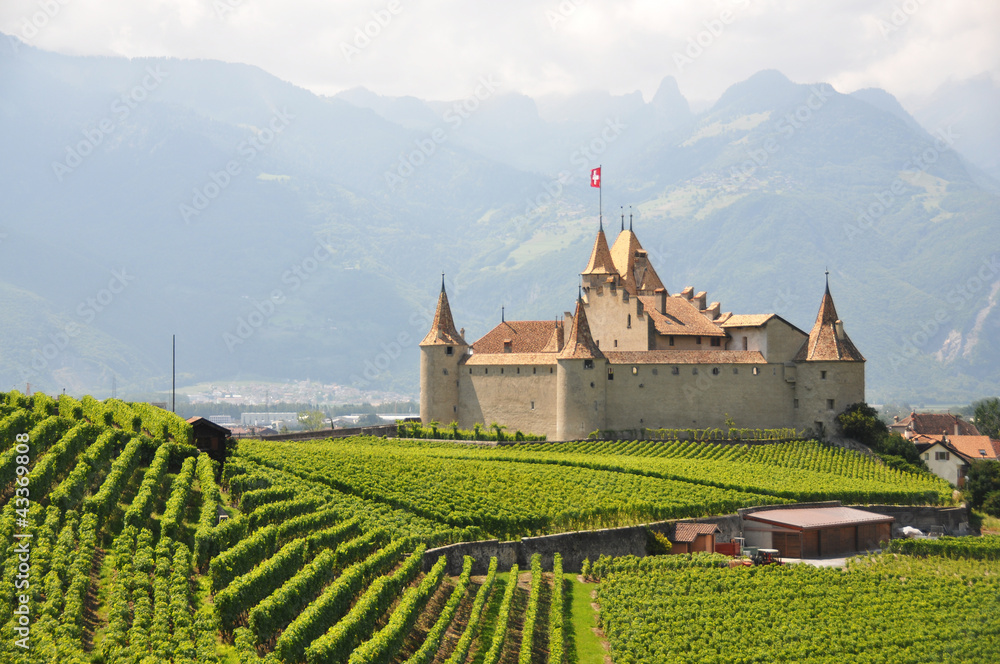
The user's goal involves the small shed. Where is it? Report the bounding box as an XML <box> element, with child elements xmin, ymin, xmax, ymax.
<box><xmin>669</xmin><ymin>522</ymin><xmax>720</xmax><ymax>554</ymax></box>
<box><xmin>187</xmin><ymin>416</ymin><xmax>231</xmax><ymax>464</ymax></box>
<box><xmin>743</xmin><ymin>507</ymin><xmax>893</xmax><ymax>558</ymax></box>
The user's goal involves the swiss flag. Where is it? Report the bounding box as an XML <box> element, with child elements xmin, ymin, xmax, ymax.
<box><xmin>590</xmin><ymin>167</ymin><xmax>601</xmax><ymax>188</ymax></box>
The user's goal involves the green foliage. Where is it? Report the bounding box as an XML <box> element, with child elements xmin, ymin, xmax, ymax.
<box><xmin>398</xmin><ymin>419</ymin><xmax>546</xmax><ymax>442</ymax></box>
<box><xmin>983</xmin><ymin>491</ymin><xmax>1000</xmax><ymax>518</ymax></box>
<box><xmin>548</xmin><ymin>553</ymin><xmax>565</xmax><ymax>664</ymax></box>
<box><xmin>887</xmin><ymin>534</ymin><xmax>1000</xmax><ymax>560</ymax></box>
<box><xmin>304</xmin><ymin>545</ymin><xmax>427</xmax><ymax>664</ymax></box>
<box><xmin>597</xmin><ymin>553</ymin><xmax>1000</xmax><ymax>663</ymax></box>
<box><xmin>407</xmin><ymin>556</ymin><xmax>477</xmax><ymax>664</ymax></box>
<box><xmin>836</xmin><ymin>402</ymin><xmax>886</xmax><ymax>447</ymax></box>
<box><xmin>966</xmin><ymin>460</ymin><xmax>1000</xmax><ymax>510</ymax></box>
<box><xmin>481</xmin><ymin>564</ymin><xmax>519</xmax><ymax>664</ymax></box>
<box><xmin>973</xmin><ymin>397</ymin><xmax>1000</xmax><ymax>439</ymax></box>
<box><xmin>647</xmin><ymin>528</ymin><xmax>673</xmax><ymax>555</ymax></box>
<box><xmin>298</xmin><ymin>409</ymin><xmax>328</xmax><ymax>431</ymax></box>
<box><xmin>518</xmin><ymin>554</ymin><xmax>543</xmax><ymax>664</ymax></box>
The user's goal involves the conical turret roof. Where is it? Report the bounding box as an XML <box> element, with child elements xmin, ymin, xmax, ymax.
<box><xmin>582</xmin><ymin>227</ymin><xmax>617</xmax><ymax>275</ymax></box>
<box><xmin>420</xmin><ymin>281</ymin><xmax>466</xmax><ymax>346</ymax></box>
<box><xmin>557</xmin><ymin>298</ymin><xmax>604</xmax><ymax>360</ymax></box>
<box><xmin>794</xmin><ymin>280</ymin><xmax>865</xmax><ymax>362</ymax></box>
<box><xmin>610</xmin><ymin>229</ymin><xmax>665</xmax><ymax>295</ymax></box>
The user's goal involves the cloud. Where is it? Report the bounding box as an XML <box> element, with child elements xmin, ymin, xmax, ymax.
<box><xmin>0</xmin><ymin>0</ymin><xmax>997</xmax><ymax>107</ymax></box>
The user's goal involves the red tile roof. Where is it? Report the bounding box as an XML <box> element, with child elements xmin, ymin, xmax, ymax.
<box><xmin>794</xmin><ymin>284</ymin><xmax>865</xmax><ymax>362</ymax></box>
<box><xmin>609</xmin><ymin>230</ymin><xmax>665</xmax><ymax>295</ymax></box>
<box><xmin>604</xmin><ymin>350</ymin><xmax>765</xmax><ymax>365</ymax></box>
<box><xmin>472</xmin><ymin>320</ymin><xmax>561</xmax><ymax>354</ymax></box>
<box><xmin>672</xmin><ymin>522</ymin><xmax>720</xmax><ymax>543</ymax></box>
<box><xmin>582</xmin><ymin>228</ymin><xmax>617</xmax><ymax>275</ymax></box>
<box><xmin>910</xmin><ymin>434</ymin><xmax>997</xmax><ymax>461</ymax></box>
<box><xmin>420</xmin><ymin>285</ymin><xmax>466</xmax><ymax>346</ymax></box>
<box><xmin>721</xmin><ymin>314</ymin><xmax>776</xmax><ymax>327</ymax></box>
<box><xmin>558</xmin><ymin>300</ymin><xmax>604</xmax><ymax>360</ymax></box>
<box><xmin>895</xmin><ymin>412</ymin><xmax>981</xmax><ymax>436</ymax></box>
<box><xmin>745</xmin><ymin>507</ymin><xmax>894</xmax><ymax>531</ymax></box>
<box><xmin>464</xmin><ymin>353</ymin><xmax>558</xmax><ymax>366</ymax></box>
<box><xmin>638</xmin><ymin>295</ymin><xmax>728</xmax><ymax>337</ymax></box>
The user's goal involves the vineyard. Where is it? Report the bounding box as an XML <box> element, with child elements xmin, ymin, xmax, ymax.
<box><xmin>596</xmin><ymin>552</ymin><xmax>1000</xmax><ymax>663</ymax></box>
<box><xmin>0</xmin><ymin>390</ymin><xmax>972</xmax><ymax>664</ymax></box>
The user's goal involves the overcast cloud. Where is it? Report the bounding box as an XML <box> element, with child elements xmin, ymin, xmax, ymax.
<box><xmin>2</xmin><ymin>0</ymin><xmax>998</xmax><ymax>107</ymax></box>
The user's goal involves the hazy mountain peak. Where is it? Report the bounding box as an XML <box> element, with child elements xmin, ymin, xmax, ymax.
<box><xmin>849</xmin><ymin>87</ymin><xmax>925</xmax><ymax>135</ymax></box>
<box><xmin>712</xmin><ymin>69</ymin><xmax>801</xmax><ymax>114</ymax></box>
<box><xmin>651</xmin><ymin>75</ymin><xmax>691</xmax><ymax>124</ymax></box>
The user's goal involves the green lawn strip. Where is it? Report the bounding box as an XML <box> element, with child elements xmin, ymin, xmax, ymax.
<box><xmin>567</xmin><ymin>577</ymin><xmax>606</xmax><ymax>664</ymax></box>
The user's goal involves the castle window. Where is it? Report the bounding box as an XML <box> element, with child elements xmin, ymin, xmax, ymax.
<box><xmin>453</xmin><ymin>405</ymin><xmax>457</xmax><ymax>413</ymax></box>
<box><xmin>752</xmin><ymin>367</ymin><xmax>759</xmax><ymax>375</ymax></box>
<box><xmin>692</xmin><ymin>368</ymin><xmax>698</xmax><ymax>375</ymax></box>
<box><xmin>590</xmin><ymin>382</ymin><xmax>595</xmax><ymax>388</ymax></box>
<box><xmin>533</xmin><ymin>367</ymin><xmax>537</xmax><ymax>374</ymax></box>
<box><xmin>696</xmin><ymin>336</ymin><xmax>702</xmax><ymax>345</ymax></box>
<box><xmin>627</xmin><ymin>314</ymin><xmax>632</xmax><ymax>329</ymax></box>
<box><xmin>443</xmin><ymin>369</ymin><xmax>449</xmax><ymax>375</ymax></box>
<box><xmin>596</xmin><ymin>340</ymin><xmax>600</xmax><ymax>348</ymax></box>
<box><xmin>632</xmin><ymin>366</ymin><xmax>638</xmax><ymax>375</ymax></box>
<box><xmin>671</xmin><ymin>366</ymin><xmax>679</xmax><ymax>375</ymax></box>
<box><xmin>614</xmin><ymin>340</ymin><xmax>618</xmax><ymax>348</ymax></box>
<box><xmin>584</xmin><ymin>360</ymin><xmax>594</xmax><ymax>370</ymax></box>
<box><xmin>623</xmin><ymin>291</ymin><xmax>630</xmax><ymax>303</ymax></box>
<box><xmin>485</xmin><ymin>368</ymin><xmax>488</xmax><ymax>374</ymax></box>
<box><xmin>742</xmin><ymin>336</ymin><xmax>748</xmax><ymax>350</ymax></box>
<box><xmin>669</xmin><ymin>336</ymin><xmax>675</xmax><ymax>346</ymax></box>
<box><xmin>446</xmin><ymin>346</ymin><xmax>454</xmax><ymax>356</ymax></box>
<box><xmin>794</xmin><ymin>399</ymin><xmax>799</xmax><ymax>408</ymax></box>
<box><xmin>711</xmin><ymin>338</ymin><xmax>721</xmax><ymax>347</ymax></box>
<box><xmin>503</xmin><ymin>340</ymin><xmax>512</xmax><ymax>353</ymax></box>
<box><xmin>652</xmin><ymin>368</ymin><xmax>658</xmax><ymax>375</ymax></box>
<box><xmin>550</xmin><ymin>367</ymin><xmax>554</xmax><ymax>374</ymax></box>
<box><xmin>712</xmin><ymin>367</ymin><xmax>720</xmax><ymax>375</ymax></box>
<box><xmin>517</xmin><ymin>367</ymin><xmax>520</xmax><ymax>374</ymax></box>
<box><xmin>607</xmin><ymin>368</ymin><xmax>614</xmax><ymax>380</ymax></box>
<box><xmin>733</xmin><ymin>368</ymin><xmax>738</xmax><ymax>374</ymax></box>
<box><xmin>469</xmin><ymin>368</ymin><xmax>473</xmax><ymax>374</ymax></box>
<box><xmin>531</xmin><ymin>401</ymin><xmax>535</xmax><ymax>410</ymax></box>
<box><xmin>821</xmin><ymin>370</ymin><xmax>827</xmax><ymax>379</ymax></box>
<box><xmin>827</xmin><ymin>399</ymin><xmax>835</xmax><ymax>409</ymax></box>
<box><xmin>500</xmin><ymin>368</ymin><xmax>504</xmax><ymax>374</ymax></box>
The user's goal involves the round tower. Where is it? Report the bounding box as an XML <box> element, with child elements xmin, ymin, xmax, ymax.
<box><xmin>419</xmin><ymin>279</ymin><xmax>467</xmax><ymax>426</ymax></box>
<box><xmin>555</xmin><ymin>297</ymin><xmax>607</xmax><ymax>441</ymax></box>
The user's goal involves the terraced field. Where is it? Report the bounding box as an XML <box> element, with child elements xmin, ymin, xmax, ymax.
<box><xmin>0</xmin><ymin>390</ymin><xmax>960</xmax><ymax>663</ymax></box>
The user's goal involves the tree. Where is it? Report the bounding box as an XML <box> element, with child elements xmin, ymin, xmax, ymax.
<box><xmin>297</xmin><ymin>410</ymin><xmax>327</xmax><ymax>431</ymax></box>
<box><xmin>966</xmin><ymin>460</ymin><xmax>1000</xmax><ymax>509</ymax></box>
<box><xmin>356</xmin><ymin>412</ymin><xmax>385</xmax><ymax>426</ymax></box>
<box><xmin>973</xmin><ymin>397</ymin><xmax>1000</xmax><ymax>439</ymax></box>
<box><xmin>836</xmin><ymin>403</ymin><xmax>886</xmax><ymax>448</ymax></box>
<box><xmin>837</xmin><ymin>402</ymin><xmax>926</xmax><ymax>471</ymax></box>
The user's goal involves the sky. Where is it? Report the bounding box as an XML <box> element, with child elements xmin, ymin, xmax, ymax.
<box><xmin>2</xmin><ymin>0</ymin><xmax>999</xmax><ymax>108</ymax></box>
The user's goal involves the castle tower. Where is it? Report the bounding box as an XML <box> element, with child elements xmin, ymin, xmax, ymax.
<box><xmin>609</xmin><ymin>224</ymin><xmax>665</xmax><ymax>296</ymax></box>
<box><xmin>793</xmin><ymin>276</ymin><xmax>866</xmax><ymax>436</ymax></box>
<box><xmin>556</xmin><ymin>296</ymin><xmax>607</xmax><ymax>440</ymax></box>
<box><xmin>581</xmin><ymin>222</ymin><xmax>617</xmax><ymax>290</ymax></box>
<box><xmin>419</xmin><ymin>278</ymin><xmax>467</xmax><ymax>426</ymax></box>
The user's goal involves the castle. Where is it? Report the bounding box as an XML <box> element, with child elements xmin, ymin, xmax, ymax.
<box><xmin>420</xmin><ymin>220</ymin><xmax>865</xmax><ymax>441</ymax></box>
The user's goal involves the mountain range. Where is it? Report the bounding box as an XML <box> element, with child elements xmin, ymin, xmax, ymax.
<box><xmin>1</xmin><ymin>34</ymin><xmax>998</xmax><ymax>406</ymax></box>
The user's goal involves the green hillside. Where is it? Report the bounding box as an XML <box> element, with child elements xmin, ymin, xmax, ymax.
<box><xmin>0</xmin><ymin>390</ymin><xmax>965</xmax><ymax>663</ymax></box>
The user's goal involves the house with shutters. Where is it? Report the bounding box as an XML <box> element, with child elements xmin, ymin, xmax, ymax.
<box><xmin>420</xmin><ymin>220</ymin><xmax>865</xmax><ymax>441</ymax></box>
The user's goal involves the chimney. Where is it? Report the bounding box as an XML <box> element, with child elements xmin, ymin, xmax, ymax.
<box><xmin>955</xmin><ymin>422</ymin><xmax>960</xmax><ymax>436</ymax></box>
<box><xmin>680</xmin><ymin>286</ymin><xmax>693</xmax><ymax>301</ymax></box>
<box><xmin>563</xmin><ymin>311</ymin><xmax>573</xmax><ymax>346</ymax></box>
<box><xmin>893</xmin><ymin>415</ymin><xmax>899</xmax><ymax>423</ymax></box>
<box><xmin>655</xmin><ymin>288</ymin><xmax>667</xmax><ymax>314</ymax></box>
<box><xmin>704</xmin><ymin>301</ymin><xmax>721</xmax><ymax>321</ymax></box>
<box><xmin>459</xmin><ymin>327</ymin><xmax>465</xmax><ymax>338</ymax></box>
<box><xmin>694</xmin><ymin>291</ymin><xmax>707</xmax><ymax>310</ymax></box>
<box><xmin>835</xmin><ymin>320</ymin><xmax>845</xmax><ymax>340</ymax></box>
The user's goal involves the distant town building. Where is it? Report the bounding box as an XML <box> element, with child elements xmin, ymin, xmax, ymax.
<box><xmin>241</xmin><ymin>412</ymin><xmax>301</xmax><ymax>430</ymax></box>
<box><xmin>891</xmin><ymin>412</ymin><xmax>981</xmax><ymax>438</ymax></box>
<box><xmin>208</xmin><ymin>414</ymin><xmax>235</xmax><ymax>426</ymax></box>
<box><xmin>420</xmin><ymin>221</ymin><xmax>865</xmax><ymax>440</ymax></box>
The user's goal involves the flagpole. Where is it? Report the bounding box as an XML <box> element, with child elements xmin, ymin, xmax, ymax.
<box><xmin>598</xmin><ymin>163</ymin><xmax>602</xmax><ymax>227</ymax></box>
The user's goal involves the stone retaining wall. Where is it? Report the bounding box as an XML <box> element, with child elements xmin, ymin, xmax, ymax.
<box><xmin>422</xmin><ymin>504</ymin><xmax>969</xmax><ymax>573</ymax></box>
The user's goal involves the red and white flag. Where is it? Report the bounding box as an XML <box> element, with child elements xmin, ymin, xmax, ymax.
<box><xmin>590</xmin><ymin>167</ymin><xmax>601</xmax><ymax>188</ymax></box>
